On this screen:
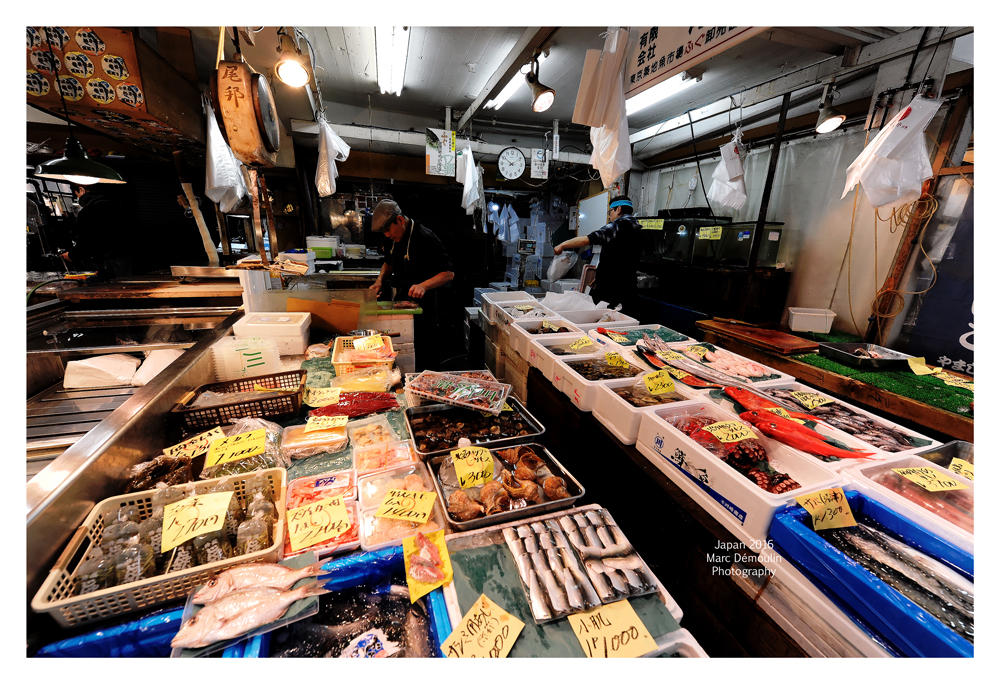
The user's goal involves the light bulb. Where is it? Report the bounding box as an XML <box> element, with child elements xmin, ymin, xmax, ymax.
<box><xmin>276</xmin><ymin>58</ymin><xmax>309</xmax><ymax>87</ymax></box>
<box><xmin>532</xmin><ymin>90</ymin><xmax>554</xmax><ymax>113</ymax></box>
<box><xmin>64</xmin><ymin>174</ymin><xmax>99</xmax><ymax>185</ymax></box>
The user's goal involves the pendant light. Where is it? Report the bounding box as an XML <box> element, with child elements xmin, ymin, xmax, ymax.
<box><xmin>33</xmin><ymin>33</ymin><xmax>124</xmax><ymax>184</ymax></box>
<box><xmin>816</xmin><ymin>84</ymin><xmax>846</xmax><ymax>134</ymax></box>
<box><xmin>524</xmin><ymin>52</ymin><xmax>555</xmax><ymax>113</ymax></box>
<box><xmin>275</xmin><ymin>28</ymin><xmax>309</xmax><ymax>88</ymax></box>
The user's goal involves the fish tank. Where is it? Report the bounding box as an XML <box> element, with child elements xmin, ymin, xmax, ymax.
<box><xmin>638</xmin><ymin>216</ymin><xmax>731</xmax><ymax>264</ymax></box>
<box><xmin>692</xmin><ymin>222</ymin><xmax>784</xmax><ymax>268</ymax></box>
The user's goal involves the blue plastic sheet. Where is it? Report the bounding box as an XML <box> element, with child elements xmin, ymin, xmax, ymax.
<box><xmin>36</xmin><ymin>607</ymin><xmax>184</xmax><ymax>658</ymax></box>
<box><xmin>769</xmin><ymin>489</ymin><xmax>973</xmax><ymax>658</ymax></box>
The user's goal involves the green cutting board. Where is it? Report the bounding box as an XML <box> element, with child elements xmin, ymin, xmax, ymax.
<box><xmin>376</xmin><ymin>301</ymin><xmax>423</xmax><ymax>315</ymax></box>
<box><xmin>449</xmin><ymin>543</ymin><xmax>680</xmax><ymax>657</ymax></box>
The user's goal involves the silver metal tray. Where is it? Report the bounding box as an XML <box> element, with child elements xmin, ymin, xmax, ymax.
<box><xmin>818</xmin><ymin>342</ymin><xmax>913</xmax><ymax>370</ymax></box>
<box><xmin>912</xmin><ymin>440</ymin><xmax>974</xmax><ymax>468</ymax></box>
<box><xmin>428</xmin><ymin>443</ymin><xmax>585</xmax><ymax>531</ymax></box>
<box><xmin>404</xmin><ymin>396</ymin><xmax>545</xmax><ymax>460</ymax></box>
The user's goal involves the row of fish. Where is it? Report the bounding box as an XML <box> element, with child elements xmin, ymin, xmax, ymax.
<box><xmin>502</xmin><ymin>509</ymin><xmax>657</xmax><ymax>623</ymax></box>
<box><xmin>819</xmin><ymin>523</ymin><xmax>974</xmax><ymax>643</ymax></box>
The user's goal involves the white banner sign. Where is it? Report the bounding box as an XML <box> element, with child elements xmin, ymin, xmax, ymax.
<box><xmin>530</xmin><ymin>149</ymin><xmax>549</xmax><ymax>179</ymax></box>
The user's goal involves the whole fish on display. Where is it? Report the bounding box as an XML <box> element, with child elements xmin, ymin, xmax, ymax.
<box><xmin>739</xmin><ymin>410</ymin><xmax>876</xmax><ymax>460</ymax></box>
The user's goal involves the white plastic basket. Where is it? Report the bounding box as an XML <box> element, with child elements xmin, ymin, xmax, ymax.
<box><xmin>787</xmin><ymin>307</ymin><xmax>837</xmax><ymax>333</ymax></box>
<box><xmin>508</xmin><ymin>318</ymin><xmax>584</xmax><ymax>358</ymax></box>
<box><xmin>554</xmin><ymin>352</ymin><xmax>648</xmax><ymax>413</ymax></box>
<box><xmin>592</xmin><ymin>377</ymin><xmax>702</xmax><ymax>446</ymax></box>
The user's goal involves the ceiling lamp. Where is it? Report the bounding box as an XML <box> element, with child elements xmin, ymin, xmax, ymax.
<box><xmin>485</xmin><ymin>52</ymin><xmax>547</xmax><ymax>111</ymax></box>
<box><xmin>33</xmin><ymin>35</ymin><xmax>124</xmax><ymax>185</ymax></box>
<box><xmin>816</xmin><ymin>85</ymin><xmax>846</xmax><ymax>134</ymax></box>
<box><xmin>524</xmin><ymin>52</ymin><xmax>555</xmax><ymax>113</ymax></box>
<box><xmin>375</xmin><ymin>26</ymin><xmax>410</xmax><ymax>96</ymax></box>
<box><xmin>625</xmin><ymin>70</ymin><xmax>701</xmax><ymax>116</ymax></box>
<box><xmin>275</xmin><ymin>30</ymin><xmax>309</xmax><ymax>88</ymax></box>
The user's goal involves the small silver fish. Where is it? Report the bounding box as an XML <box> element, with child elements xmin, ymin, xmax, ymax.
<box><xmin>530</xmin><ymin>522</ymin><xmax>547</xmax><ymax>535</ymax></box>
<box><xmin>528</xmin><ymin>569</ymin><xmax>552</xmax><ymax>621</ymax></box>
<box><xmin>516</xmin><ymin>525</ymin><xmax>532</xmax><ymax>539</ymax></box>
<box><xmin>582</xmin><ymin>560</ymin><xmax>614</xmax><ymax>601</ymax></box>
<box><xmin>572</xmin><ymin>513</ymin><xmax>590</xmax><ymax>529</ymax></box>
<box><xmin>192</xmin><ymin>562</ymin><xmax>326</xmax><ymax>604</ymax></box>
<box><xmin>549</xmin><ymin>527</ymin><xmax>570</xmax><ymax>549</ymax></box>
<box><xmin>619</xmin><ymin>567</ymin><xmax>645</xmax><ymax>593</ymax></box>
<box><xmin>582</xmin><ymin>524</ymin><xmax>603</xmax><ymax>549</ymax></box>
<box><xmin>512</xmin><ymin>550</ymin><xmax>533</xmax><ymax>587</ymax></box>
<box><xmin>584</xmin><ymin>510</ymin><xmax>604</xmax><ymax>528</ymax></box>
<box><xmin>588</xmin><ymin>560</ymin><xmax>627</xmax><ymax>597</ymax></box>
<box><xmin>561</xmin><ymin>547</ymin><xmax>601</xmax><ymax>607</ymax></box>
<box><xmin>502</xmin><ymin>527</ymin><xmax>519</xmax><ymax>545</ymax></box>
<box><xmin>538</xmin><ymin>532</ymin><xmax>554</xmax><ymax>550</ymax></box>
<box><xmin>596</xmin><ymin>525</ymin><xmax>617</xmax><ymax>549</ymax></box>
<box><xmin>560</xmin><ymin>566</ymin><xmax>585</xmax><ymax>610</ymax></box>
<box><xmin>524</xmin><ymin>535</ymin><xmax>539</xmax><ymax>555</ymax></box>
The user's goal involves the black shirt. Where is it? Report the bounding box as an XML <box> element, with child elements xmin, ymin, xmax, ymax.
<box><xmin>587</xmin><ymin>214</ymin><xmax>642</xmax><ymax>298</ymax></box>
<box><xmin>386</xmin><ymin>219</ymin><xmax>454</xmax><ymax>296</ymax></box>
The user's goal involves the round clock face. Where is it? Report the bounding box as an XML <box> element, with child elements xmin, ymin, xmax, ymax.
<box><xmin>498</xmin><ymin>146</ymin><xmax>526</xmax><ymax>180</ymax></box>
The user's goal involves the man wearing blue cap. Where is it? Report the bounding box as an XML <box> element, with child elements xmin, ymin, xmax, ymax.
<box><xmin>554</xmin><ymin>195</ymin><xmax>641</xmax><ymax>314</ymax></box>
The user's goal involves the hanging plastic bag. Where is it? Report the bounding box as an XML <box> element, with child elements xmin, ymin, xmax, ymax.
<box><xmin>587</xmin><ymin>29</ymin><xmax>633</xmax><ymax>188</ymax></box>
<box><xmin>547</xmin><ymin>252</ymin><xmax>578</xmax><ymax>282</ymax></box>
<box><xmin>842</xmin><ymin>95</ymin><xmax>940</xmax><ymax>209</ymax></box>
<box><xmin>573</xmin><ymin>29</ymin><xmax>631</xmax><ymax>129</ymax></box>
<box><xmin>204</xmin><ymin>99</ymin><xmax>247</xmax><ymax>213</ymax></box>
<box><xmin>457</xmin><ymin>144</ymin><xmax>480</xmax><ymax>215</ymax></box>
<box><xmin>316</xmin><ymin>117</ymin><xmax>351</xmax><ymax>198</ymax></box>
<box><xmin>707</xmin><ymin>155</ymin><xmax>748</xmax><ymax>209</ymax></box>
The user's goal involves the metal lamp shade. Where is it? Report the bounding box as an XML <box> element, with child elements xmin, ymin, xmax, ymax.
<box><xmin>35</xmin><ymin>138</ymin><xmax>126</xmax><ymax>184</ymax></box>
<box><xmin>525</xmin><ymin>73</ymin><xmax>555</xmax><ymax>113</ymax></box>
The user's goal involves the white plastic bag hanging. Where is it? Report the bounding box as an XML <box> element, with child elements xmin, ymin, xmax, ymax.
<box><xmin>457</xmin><ymin>144</ymin><xmax>480</xmax><ymax>215</ymax></box>
<box><xmin>315</xmin><ymin>118</ymin><xmax>351</xmax><ymax>198</ymax></box>
<box><xmin>707</xmin><ymin>155</ymin><xmax>748</xmax><ymax>209</ymax></box>
<box><xmin>204</xmin><ymin>99</ymin><xmax>247</xmax><ymax>213</ymax></box>
<box><xmin>587</xmin><ymin>28</ymin><xmax>632</xmax><ymax>188</ymax></box>
<box><xmin>547</xmin><ymin>252</ymin><xmax>578</xmax><ymax>282</ymax></box>
<box><xmin>842</xmin><ymin>95</ymin><xmax>940</xmax><ymax>209</ymax></box>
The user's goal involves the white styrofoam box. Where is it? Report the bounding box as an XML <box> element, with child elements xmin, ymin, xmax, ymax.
<box><xmin>787</xmin><ymin>307</ymin><xmax>837</xmax><ymax>334</ymax></box>
<box><xmin>211</xmin><ymin>336</ymin><xmax>282</xmax><ymax>381</ymax></box>
<box><xmin>233</xmin><ymin>312</ymin><xmax>311</xmax><ymax>355</ymax></box>
<box><xmin>555</xmin><ymin>351</ymin><xmax>649</xmax><ymax>413</ymax></box>
<box><xmin>552</xmin><ymin>279</ymin><xmax>581</xmax><ymax>294</ymax></box>
<box><xmin>725</xmin><ymin>382</ymin><xmax>942</xmax><ymax>458</ymax></box>
<box><xmin>651</xmin><ymin>629</ymin><xmax>710</xmax><ymax>658</ymax></box>
<box><xmin>636</xmin><ymin>402</ymin><xmax>845</xmax><ymax>540</ymax></box>
<box><xmin>473</xmin><ymin>287</ymin><xmax>497</xmax><ymax>306</ymax></box>
<box><xmin>560</xmin><ymin>308</ymin><xmax>640</xmax><ymax>332</ymax></box>
<box><xmin>494</xmin><ymin>300</ymin><xmax>558</xmax><ymax>330</ymax></box>
<box><xmin>481</xmin><ymin>290</ymin><xmax>532</xmax><ymax>323</ymax></box>
<box><xmin>843</xmin><ymin>456</ymin><xmax>974</xmax><ymax>553</ymax></box>
<box><xmin>375</xmin><ymin>314</ymin><xmax>415</xmax><ymax>345</ymax></box>
<box><xmin>540</xmin><ymin>279</ymin><xmax>553</xmax><ymax>291</ymax></box>
<box><xmin>592</xmin><ymin>376</ymin><xmax>702</xmax><ymax>446</ymax></box>
<box><xmin>526</xmin><ymin>333</ymin><xmax>592</xmax><ymax>382</ymax></box>
<box><xmin>657</xmin><ymin>342</ymin><xmax>798</xmax><ymax>390</ymax></box>
<box><xmin>508</xmin><ymin>318</ymin><xmax>584</xmax><ymax>358</ymax></box>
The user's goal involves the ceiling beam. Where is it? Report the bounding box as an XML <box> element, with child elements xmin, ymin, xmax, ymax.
<box><xmin>454</xmin><ymin>27</ymin><xmax>559</xmax><ymax>132</ymax></box>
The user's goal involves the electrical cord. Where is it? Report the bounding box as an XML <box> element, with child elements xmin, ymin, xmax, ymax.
<box><xmin>687</xmin><ymin>111</ymin><xmax>717</xmax><ymax>219</ymax></box>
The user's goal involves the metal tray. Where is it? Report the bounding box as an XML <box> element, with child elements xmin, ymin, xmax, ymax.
<box><xmin>912</xmin><ymin>440</ymin><xmax>974</xmax><ymax>468</ymax></box>
<box><xmin>427</xmin><ymin>443</ymin><xmax>585</xmax><ymax>531</ymax></box>
<box><xmin>818</xmin><ymin>342</ymin><xmax>913</xmax><ymax>370</ymax></box>
<box><xmin>404</xmin><ymin>396</ymin><xmax>545</xmax><ymax>460</ymax></box>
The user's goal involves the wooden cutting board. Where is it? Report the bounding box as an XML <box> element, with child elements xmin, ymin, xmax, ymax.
<box><xmin>696</xmin><ymin>320</ymin><xmax>819</xmax><ymax>355</ymax></box>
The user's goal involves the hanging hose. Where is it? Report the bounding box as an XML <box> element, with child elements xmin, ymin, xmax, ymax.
<box><xmin>27</xmin><ymin>279</ymin><xmax>66</xmax><ymax>306</ymax></box>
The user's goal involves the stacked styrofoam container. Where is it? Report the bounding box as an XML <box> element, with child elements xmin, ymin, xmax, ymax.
<box><xmin>843</xmin><ymin>456</ymin><xmax>974</xmax><ymax>553</ymax></box>
<box><xmin>592</xmin><ymin>377</ymin><xmax>702</xmax><ymax>446</ymax></box>
<box><xmin>552</xmin><ymin>351</ymin><xmax>649</xmax><ymax>412</ymax></box>
<box><xmin>232</xmin><ymin>312</ymin><xmax>311</xmax><ymax>355</ymax></box>
<box><xmin>635</xmin><ymin>402</ymin><xmax>846</xmax><ymax>540</ymax></box>
<box><xmin>560</xmin><ymin>308</ymin><xmax>639</xmax><ymax>332</ymax></box>
<box><xmin>508</xmin><ymin>318</ymin><xmax>585</xmax><ymax>358</ymax></box>
<box><xmin>526</xmin><ymin>334</ymin><xmax>592</xmax><ymax>382</ymax></box>
<box><xmin>480</xmin><ymin>290</ymin><xmax>539</xmax><ymax>324</ymax></box>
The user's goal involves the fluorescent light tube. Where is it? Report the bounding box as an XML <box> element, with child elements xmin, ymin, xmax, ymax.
<box><xmin>625</xmin><ymin>71</ymin><xmax>699</xmax><ymax>116</ymax></box>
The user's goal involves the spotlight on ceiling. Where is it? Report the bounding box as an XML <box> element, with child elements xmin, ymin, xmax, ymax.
<box><xmin>816</xmin><ymin>84</ymin><xmax>846</xmax><ymax>134</ymax></box>
<box><xmin>275</xmin><ymin>29</ymin><xmax>309</xmax><ymax>88</ymax></box>
<box><xmin>524</xmin><ymin>52</ymin><xmax>555</xmax><ymax>113</ymax></box>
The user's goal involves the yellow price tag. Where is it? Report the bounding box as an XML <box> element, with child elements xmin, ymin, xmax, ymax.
<box><xmin>442</xmin><ymin>594</ymin><xmax>524</xmax><ymax>658</ymax></box>
<box><xmin>375</xmin><ymin>489</ymin><xmax>438</xmax><ymax>524</ymax></box>
<box><xmin>162</xmin><ymin>426</ymin><xmax>226</xmax><ymax>459</ymax></box>
<box><xmin>353</xmin><ymin>335</ymin><xmax>384</xmax><ymax>351</ymax></box>
<box><xmin>205</xmin><ymin>429</ymin><xmax>266</xmax><ymax>467</ymax></box>
<box><xmin>698</xmin><ymin>226</ymin><xmax>723</xmax><ymax>240</ymax></box>
<box><xmin>286</xmin><ymin>496</ymin><xmax>352</xmax><ymax>553</ymax></box>
<box><xmin>907</xmin><ymin>357</ymin><xmax>941</xmax><ymax>376</ymax></box>
<box><xmin>252</xmin><ymin>384</ymin><xmax>298</xmax><ymax>393</ymax></box>
<box><xmin>606</xmin><ymin>331</ymin><xmax>630</xmax><ymax>344</ymax></box>
<box><xmin>765</xmin><ymin>406</ymin><xmax>806</xmax><ymax>425</ymax></box>
<box><xmin>403</xmin><ymin>529</ymin><xmax>453</xmax><ymax>603</ymax></box>
<box><xmin>940</xmin><ymin>373</ymin><xmax>974</xmax><ymax>392</ymax></box>
<box><xmin>948</xmin><ymin>457</ymin><xmax>974</xmax><ymax>481</ymax></box>
<box><xmin>451</xmin><ymin>447</ymin><xmax>494</xmax><ymax>488</ymax></box>
<box><xmin>892</xmin><ymin>466</ymin><xmax>970</xmax><ymax>492</ymax></box>
<box><xmin>638</xmin><ymin>218</ymin><xmax>664</xmax><ymax>230</ymax></box>
<box><xmin>570</xmin><ymin>337</ymin><xmax>594</xmax><ymax>351</ymax></box>
<box><xmin>571</xmin><ymin>599</ymin><xmax>656</xmax><ymax>658</ymax></box>
<box><xmin>479</xmin><ymin>402</ymin><xmax>514</xmax><ymax>418</ymax></box>
<box><xmin>663</xmin><ymin>366</ymin><xmax>691</xmax><ymax>379</ymax></box>
<box><xmin>700</xmin><ymin>420</ymin><xmax>756</xmax><ymax>443</ymax></box>
<box><xmin>161</xmin><ymin>491</ymin><xmax>233</xmax><ymax>553</ymax></box>
<box><xmin>304</xmin><ymin>415</ymin><xmax>349</xmax><ymax>432</ymax></box>
<box><xmin>605</xmin><ymin>352</ymin><xmax>630</xmax><ymax>368</ymax></box>
<box><xmin>656</xmin><ymin>350</ymin><xmax>685</xmax><ymax>362</ymax></box>
<box><xmin>795</xmin><ymin>487</ymin><xmax>857</xmax><ymax>531</ymax></box>
<box><xmin>686</xmin><ymin>345</ymin><xmax>709</xmax><ymax>358</ymax></box>
<box><xmin>789</xmin><ymin>391</ymin><xmax>833</xmax><ymax>410</ymax></box>
<box><xmin>514</xmin><ymin>304</ymin><xmax>534</xmax><ymax>312</ymax></box>
<box><xmin>304</xmin><ymin>387</ymin><xmax>341</xmax><ymax>407</ymax></box>
<box><xmin>643</xmin><ymin>370</ymin><xmax>676</xmax><ymax>395</ymax></box>
<box><xmin>541</xmin><ymin>320</ymin><xmax>559</xmax><ymax>332</ymax></box>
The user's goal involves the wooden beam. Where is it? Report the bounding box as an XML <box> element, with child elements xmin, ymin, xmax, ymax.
<box><xmin>455</xmin><ymin>27</ymin><xmax>559</xmax><ymax>132</ymax></box>
<box><xmin>938</xmin><ymin>165</ymin><xmax>974</xmax><ymax>176</ymax></box>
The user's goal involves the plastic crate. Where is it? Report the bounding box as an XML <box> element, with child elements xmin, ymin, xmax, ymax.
<box><xmin>31</xmin><ymin>469</ymin><xmax>287</xmax><ymax>629</ymax></box>
<box><xmin>170</xmin><ymin>370</ymin><xmax>306</xmax><ymax>431</ymax></box>
<box><xmin>787</xmin><ymin>307</ymin><xmax>837</xmax><ymax>333</ymax></box>
<box><xmin>331</xmin><ymin>335</ymin><xmax>395</xmax><ymax>376</ymax></box>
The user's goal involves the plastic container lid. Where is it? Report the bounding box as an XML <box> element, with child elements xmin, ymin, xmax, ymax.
<box><xmin>287</xmin><ymin>469</ymin><xmax>358</xmax><ymax>508</ymax></box>
<box><xmin>359</xmin><ymin>503</ymin><xmax>444</xmax><ymax>552</ymax></box>
<box><xmin>282</xmin><ymin>500</ymin><xmax>361</xmax><ymax>560</ymax></box>
<box><xmin>357</xmin><ymin>462</ymin><xmax>433</xmax><ymax>510</ymax></box>
<box><xmin>354</xmin><ymin>440</ymin><xmax>418</xmax><ymax>475</ymax></box>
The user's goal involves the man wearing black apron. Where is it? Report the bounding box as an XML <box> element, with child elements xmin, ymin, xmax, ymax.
<box><xmin>369</xmin><ymin>199</ymin><xmax>455</xmax><ymax>371</ymax></box>
<box><xmin>554</xmin><ymin>196</ymin><xmax>641</xmax><ymax>316</ymax></box>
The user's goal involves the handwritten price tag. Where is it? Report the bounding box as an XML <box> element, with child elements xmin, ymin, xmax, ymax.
<box><xmin>698</xmin><ymin>226</ymin><xmax>723</xmax><ymax>240</ymax></box>
<box><xmin>605</xmin><ymin>352</ymin><xmax>630</xmax><ymax>368</ymax></box>
<box><xmin>286</xmin><ymin>496</ymin><xmax>351</xmax><ymax>552</ymax></box>
<box><xmin>478</xmin><ymin>402</ymin><xmax>514</xmax><ymax>418</ymax></box>
<box><xmin>451</xmin><ymin>446</ymin><xmax>494</xmax><ymax>488</ymax></box>
<box><xmin>571</xmin><ymin>599</ymin><xmax>656</xmax><ymax>658</ymax></box>
<box><xmin>541</xmin><ymin>320</ymin><xmax>559</xmax><ymax>332</ymax></box>
<box><xmin>353</xmin><ymin>335</ymin><xmax>384</xmax><ymax>351</ymax></box>
<box><xmin>907</xmin><ymin>357</ymin><xmax>941</xmax><ymax>376</ymax></box>
<box><xmin>663</xmin><ymin>367</ymin><xmax>692</xmax><ymax>380</ymax></box>
<box><xmin>941</xmin><ymin>373</ymin><xmax>974</xmax><ymax>392</ymax></box>
<box><xmin>701</xmin><ymin>420</ymin><xmax>755</xmax><ymax>443</ymax></box>
<box><xmin>686</xmin><ymin>345</ymin><xmax>709</xmax><ymax>358</ymax></box>
<box><xmin>442</xmin><ymin>594</ymin><xmax>524</xmax><ymax>658</ymax></box>
<box><xmin>789</xmin><ymin>391</ymin><xmax>833</xmax><ymax>410</ymax></box>
<box><xmin>204</xmin><ymin>429</ymin><xmax>266</xmax><ymax>467</ymax></box>
<box><xmin>375</xmin><ymin>489</ymin><xmax>438</xmax><ymax>524</ymax></box>
<box><xmin>570</xmin><ymin>337</ymin><xmax>594</xmax><ymax>351</ymax></box>
<box><xmin>892</xmin><ymin>466</ymin><xmax>970</xmax><ymax>493</ymax></box>
<box><xmin>252</xmin><ymin>383</ymin><xmax>298</xmax><ymax>393</ymax></box>
<box><xmin>304</xmin><ymin>415</ymin><xmax>349</xmax><ymax>432</ymax></box>
<box><xmin>795</xmin><ymin>487</ymin><xmax>857</xmax><ymax>531</ymax></box>
<box><xmin>606</xmin><ymin>331</ymin><xmax>630</xmax><ymax>344</ymax></box>
<box><xmin>948</xmin><ymin>458</ymin><xmax>974</xmax><ymax>481</ymax></box>
<box><xmin>161</xmin><ymin>491</ymin><xmax>233</xmax><ymax>553</ymax></box>
<box><xmin>764</xmin><ymin>407</ymin><xmax>805</xmax><ymax>424</ymax></box>
<box><xmin>643</xmin><ymin>370</ymin><xmax>676</xmax><ymax>395</ymax></box>
<box><xmin>656</xmin><ymin>350</ymin><xmax>684</xmax><ymax>362</ymax></box>
<box><xmin>162</xmin><ymin>426</ymin><xmax>226</xmax><ymax>459</ymax></box>
<box><xmin>514</xmin><ymin>304</ymin><xmax>534</xmax><ymax>312</ymax></box>
<box><xmin>304</xmin><ymin>387</ymin><xmax>341</xmax><ymax>407</ymax></box>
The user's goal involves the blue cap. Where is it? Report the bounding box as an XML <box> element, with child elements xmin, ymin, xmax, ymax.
<box><xmin>610</xmin><ymin>199</ymin><xmax>633</xmax><ymax>209</ymax></box>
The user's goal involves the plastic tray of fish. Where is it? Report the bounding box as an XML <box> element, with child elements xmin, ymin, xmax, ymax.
<box><xmin>404</xmin><ymin>397</ymin><xmax>545</xmax><ymax>459</ymax></box>
<box><xmin>428</xmin><ymin>443</ymin><xmax>584</xmax><ymax>531</ymax></box>
<box><xmin>818</xmin><ymin>342</ymin><xmax>913</xmax><ymax>370</ymax></box>
<box><xmin>592</xmin><ymin>377</ymin><xmax>702</xmax><ymax>446</ymax></box>
<box><xmin>587</xmin><ymin>324</ymin><xmax>691</xmax><ymax>349</ymax></box>
<box><xmin>508</xmin><ymin>317</ymin><xmax>585</xmax><ymax>358</ymax></box>
<box><xmin>658</xmin><ymin>342</ymin><xmax>795</xmax><ymax>388</ymax></box>
<box><xmin>501</xmin><ymin>508</ymin><xmax>659</xmax><ymax>624</ymax></box>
